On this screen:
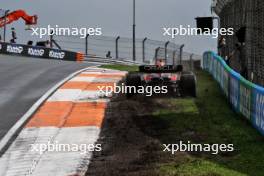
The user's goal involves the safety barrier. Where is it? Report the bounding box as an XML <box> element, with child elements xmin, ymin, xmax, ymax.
<box><xmin>0</xmin><ymin>42</ymin><xmax>84</xmax><ymax>62</ymax></box>
<box><xmin>203</xmin><ymin>51</ymin><xmax>264</xmax><ymax>136</ymax></box>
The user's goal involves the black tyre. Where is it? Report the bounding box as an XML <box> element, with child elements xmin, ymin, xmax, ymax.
<box><xmin>126</xmin><ymin>72</ymin><xmax>141</xmax><ymax>98</ymax></box>
<box><xmin>172</xmin><ymin>86</ymin><xmax>180</xmax><ymax>98</ymax></box>
<box><xmin>180</xmin><ymin>71</ymin><xmax>197</xmax><ymax>97</ymax></box>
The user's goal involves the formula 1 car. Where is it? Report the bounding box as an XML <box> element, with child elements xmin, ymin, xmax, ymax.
<box><xmin>126</xmin><ymin>59</ymin><xmax>196</xmax><ymax>97</ymax></box>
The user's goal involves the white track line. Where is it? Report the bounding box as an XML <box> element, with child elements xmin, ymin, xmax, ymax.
<box><xmin>0</xmin><ymin>66</ymin><xmax>127</xmax><ymax>176</ymax></box>
<box><xmin>47</xmin><ymin>89</ymin><xmax>111</xmax><ymax>102</ymax></box>
<box><xmin>0</xmin><ymin>66</ymin><xmax>99</xmax><ymax>155</ymax></box>
<box><xmin>70</xmin><ymin>76</ymin><xmax>121</xmax><ymax>83</ymax></box>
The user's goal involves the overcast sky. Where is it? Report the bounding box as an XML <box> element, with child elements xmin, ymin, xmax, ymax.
<box><xmin>1</xmin><ymin>0</ymin><xmax>216</xmax><ymax>55</ymax></box>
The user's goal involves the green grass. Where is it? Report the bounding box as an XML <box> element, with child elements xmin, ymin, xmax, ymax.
<box><xmin>153</xmin><ymin>71</ymin><xmax>264</xmax><ymax>176</ymax></box>
<box><xmin>160</xmin><ymin>159</ymin><xmax>248</xmax><ymax>176</ymax></box>
<box><xmin>100</xmin><ymin>64</ymin><xmax>139</xmax><ymax>72</ymax></box>
<box><xmin>100</xmin><ymin>65</ymin><xmax>264</xmax><ymax>175</ymax></box>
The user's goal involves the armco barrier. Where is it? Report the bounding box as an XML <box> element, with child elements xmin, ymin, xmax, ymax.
<box><xmin>203</xmin><ymin>51</ymin><xmax>264</xmax><ymax>136</ymax></box>
<box><xmin>0</xmin><ymin>42</ymin><xmax>84</xmax><ymax>61</ymax></box>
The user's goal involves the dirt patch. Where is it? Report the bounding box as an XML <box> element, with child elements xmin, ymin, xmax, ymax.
<box><xmin>86</xmin><ymin>69</ymin><xmax>264</xmax><ymax>176</ymax></box>
<box><xmin>85</xmin><ymin>95</ymin><xmax>184</xmax><ymax>176</ymax></box>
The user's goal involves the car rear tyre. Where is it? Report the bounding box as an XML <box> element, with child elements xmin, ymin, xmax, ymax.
<box><xmin>180</xmin><ymin>71</ymin><xmax>196</xmax><ymax>97</ymax></box>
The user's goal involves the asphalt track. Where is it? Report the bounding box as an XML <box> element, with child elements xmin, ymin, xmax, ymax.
<box><xmin>0</xmin><ymin>54</ymin><xmax>97</xmax><ymax>140</ymax></box>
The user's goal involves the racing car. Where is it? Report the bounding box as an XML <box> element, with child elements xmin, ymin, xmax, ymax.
<box><xmin>126</xmin><ymin>58</ymin><xmax>197</xmax><ymax>97</ymax></box>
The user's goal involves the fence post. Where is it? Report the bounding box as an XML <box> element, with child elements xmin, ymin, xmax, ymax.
<box><xmin>173</xmin><ymin>50</ymin><xmax>176</xmax><ymax>66</ymax></box>
<box><xmin>180</xmin><ymin>44</ymin><xmax>185</xmax><ymax>64</ymax></box>
<box><xmin>49</xmin><ymin>31</ymin><xmax>61</xmax><ymax>50</ymax></box>
<box><xmin>85</xmin><ymin>34</ymin><xmax>89</xmax><ymax>56</ymax></box>
<box><xmin>50</xmin><ymin>34</ymin><xmax>53</xmax><ymax>48</ymax></box>
<box><xmin>142</xmin><ymin>37</ymin><xmax>147</xmax><ymax>63</ymax></box>
<box><xmin>165</xmin><ymin>41</ymin><xmax>170</xmax><ymax>64</ymax></box>
<box><xmin>155</xmin><ymin>47</ymin><xmax>160</xmax><ymax>63</ymax></box>
<box><xmin>49</xmin><ymin>29</ymin><xmax>56</xmax><ymax>49</ymax></box>
<box><xmin>115</xmin><ymin>36</ymin><xmax>120</xmax><ymax>59</ymax></box>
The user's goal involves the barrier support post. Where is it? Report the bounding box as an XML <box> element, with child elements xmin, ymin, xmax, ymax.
<box><xmin>142</xmin><ymin>37</ymin><xmax>147</xmax><ymax>63</ymax></box>
<box><xmin>180</xmin><ymin>44</ymin><xmax>185</xmax><ymax>65</ymax></box>
<box><xmin>85</xmin><ymin>34</ymin><xmax>89</xmax><ymax>56</ymax></box>
<box><xmin>115</xmin><ymin>36</ymin><xmax>120</xmax><ymax>59</ymax></box>
<box><xmin>165</xmin><ymin>41</ymin><xmax>170</xmax><ymax>64</ymax></box>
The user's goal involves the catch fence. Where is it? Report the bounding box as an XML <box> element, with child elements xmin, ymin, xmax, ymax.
<box><xmin>53</xmin><ymin>34</ymin><xmax>201</xmax><ymax>68</ymax></box>
<box><xmin>212</xmin><ymin>0</ymin><xmax>264</xmax><ymax>86</ymax></box>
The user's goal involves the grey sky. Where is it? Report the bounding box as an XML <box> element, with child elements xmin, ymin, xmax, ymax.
<box><xmin>2</xmin><ymin>0</ymin><xmax>216</xmax><ymax>55</ymax></box>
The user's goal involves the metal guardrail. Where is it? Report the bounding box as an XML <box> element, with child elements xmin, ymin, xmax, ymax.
<box><xmin>203</xmin><ymin>51</ymin><xmax>264</xmax><ymax>136</ymax></box>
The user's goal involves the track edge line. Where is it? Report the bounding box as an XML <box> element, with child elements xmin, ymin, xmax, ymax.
<box><xmin>0</xmin><ymin>66</ymin><xmax>99</xmax><ymax>156</ymax></box>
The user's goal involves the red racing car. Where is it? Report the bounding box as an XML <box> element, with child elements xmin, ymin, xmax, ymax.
<box><xmin>126</xmin><ymin>59</ymin><xmax>196</xmax><ymax>97</ymax></box>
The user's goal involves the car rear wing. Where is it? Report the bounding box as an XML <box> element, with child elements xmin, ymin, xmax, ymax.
<box><xmin>139</xmin><ymin>65</ymin><xmax>183</xmax><ymax>73</ymax></box>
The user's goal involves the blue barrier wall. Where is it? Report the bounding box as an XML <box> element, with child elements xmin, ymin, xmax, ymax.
<box><xmin>203</xmin><ymin>52</ymin><xmax>264</xmax><ymax>136</ymax></box>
